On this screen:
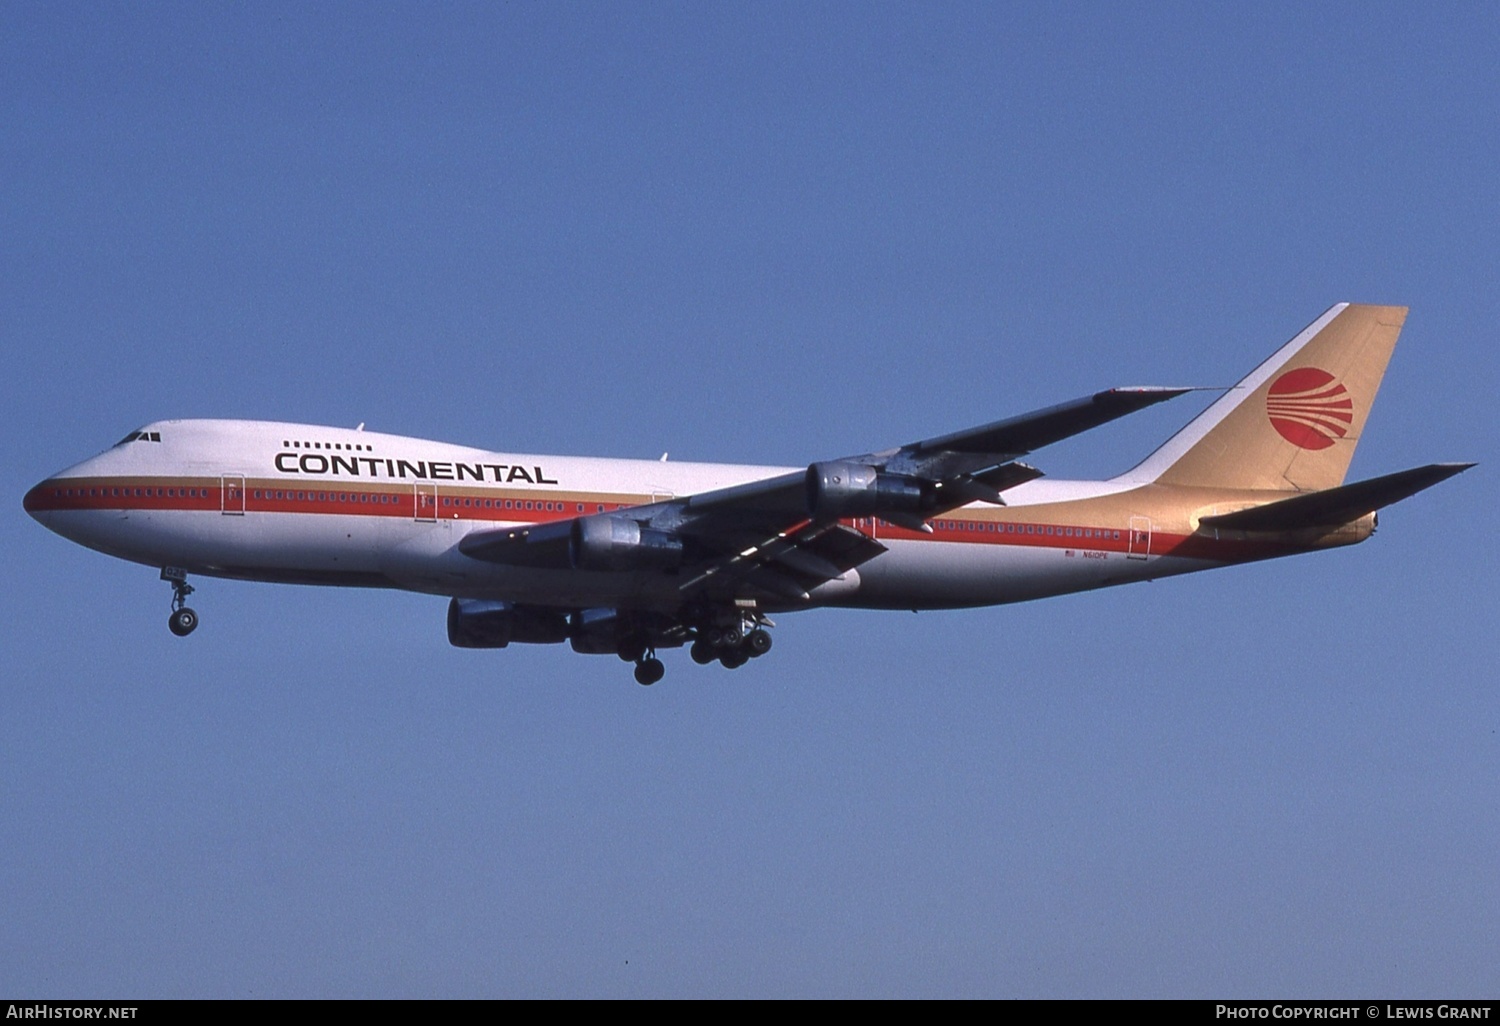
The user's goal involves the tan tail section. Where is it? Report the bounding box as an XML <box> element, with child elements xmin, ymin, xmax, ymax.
<box><xmin>1121</xmin><ymin>303</ymin><xmax>1407</xmax><ymax>492</ymax></box>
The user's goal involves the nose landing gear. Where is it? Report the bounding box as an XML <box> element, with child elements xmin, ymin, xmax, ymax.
<box><xmin>160</xmin><ymin>567</ymin><xmax>199</xmax><ymax>637</ymax></box>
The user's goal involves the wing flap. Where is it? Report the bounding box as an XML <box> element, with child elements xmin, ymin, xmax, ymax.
<box><xmin>679</xmin><ymin>522</ymin><xmax>886</xmax><ymax>600</ymax></box>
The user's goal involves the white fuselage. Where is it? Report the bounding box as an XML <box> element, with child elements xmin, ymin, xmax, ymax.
<box><xmin>26</xmin><ymin>419</ymin><xmax>1224</xmax><ymax>615</ymax></box>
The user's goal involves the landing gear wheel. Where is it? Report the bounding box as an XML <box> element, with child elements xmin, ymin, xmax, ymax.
<box><xmin>162</xmin><ymin>569</ymin><xmax>197</xmax><ymax>636</ymax></box>
<box><xmin>690</xmin><ymin>640</ymin><xmax>716</xmax><ymax>665</ymax></box>
<box><xmin>168</xmin><ymin>607</ymin><xmax>199</xmax><ymax>637</ymax></box>
<box><xmin>746</xmin><ymin>628</ymin><xmax>772</xmax><ymax>657</ymax></box>
<box><xmin>720</xmin><ymin>649</ymin><xmax>749</xmax><ymax>670</ymax></box>
<box><xmin>634</xmin><ymin>657</ymin><xmax>665</xmax><ymax>686</ymax></box>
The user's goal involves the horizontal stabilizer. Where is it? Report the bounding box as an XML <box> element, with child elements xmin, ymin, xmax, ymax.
<box><xmin>1200</xmin><ymin>463</ymin><xmax>1474</xmax><ymax>531</ymax></box>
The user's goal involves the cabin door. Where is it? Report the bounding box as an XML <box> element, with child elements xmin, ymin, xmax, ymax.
<box><xmin>221</xmin><ymin>475</ymin><xmax>246</xmax><ymax>515</ymax></box>
<box><xmin>414</xmin><ymin>483</ymin><xmax>437</xmax><ymax>522</ymax></box>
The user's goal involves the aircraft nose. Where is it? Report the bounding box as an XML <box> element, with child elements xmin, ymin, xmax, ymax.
<box><xmin>23</xmin><ymin>477</ymin><xmax>57</xmax><ymax>526</ymax></box>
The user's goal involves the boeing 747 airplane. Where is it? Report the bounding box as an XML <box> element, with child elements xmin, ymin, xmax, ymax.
<box><xmin>25</xmin><ymin>303</ymin><xmax>1471</xmax><ymax>683</ymax></box>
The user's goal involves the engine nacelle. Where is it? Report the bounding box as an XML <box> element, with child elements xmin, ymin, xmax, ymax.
<box><xmin>805</xmin><ymin>461</ymin><xmax>927</xmax><ymax>520</ymax></box>
<box><xmin>570</xmin><ymin>607</ymin><xmax>624</xmax><ymax>655</ymax></box>
<box><xmin>569</xmin><ymin>515</ymin><xmax>684</xmax><ymax>572</ymax></box>
<box><xmin>447</xmin><ymin>598</ymin><xmax>570</xmax><ymax>648</ymax></box>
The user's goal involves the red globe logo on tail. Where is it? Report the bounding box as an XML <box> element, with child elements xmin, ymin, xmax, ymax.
<box><xmin>1266</xmin><ymin>367</ymin><xmax>1353</xmax><ymax>450</ymax></box>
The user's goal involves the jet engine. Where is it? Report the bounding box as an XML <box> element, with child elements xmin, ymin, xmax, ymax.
<box><xmin>446</xmin><ymin>598</ymin><xmax>570</xmax><ymax>648</ymax></box>
<box><xmin>570</xmin><ymin>608</ymin><xmax>626</xmax><ymax>655</ymax></box>
<box><xmin>568</xmin><ymin>515</ymin><xmax>684</xmax><ymax>572</ymax></box>
<box><xmin>805</xmin><ymin>461</ymin><xmax>927</xmax><ymax>520</ymax></box>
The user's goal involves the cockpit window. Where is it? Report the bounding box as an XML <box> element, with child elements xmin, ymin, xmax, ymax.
<box><xmin>113</xmin><ymin>430</ymin><xmax>162</xmax><ymax>446</ymax></box>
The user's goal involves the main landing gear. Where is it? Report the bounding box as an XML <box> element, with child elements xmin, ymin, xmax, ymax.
<box><xmin>633</xmin><ymin>657</ymin><xmax>666</xmax><ymax>686</ymax></box>
<box><xmin>161</xmin><ymin>567</ymin><xmax>199</xmax><ymax>637</ymax></box>
<box><xmin>616</xmin><ymin>633</ymin><xmax>666</xmax><ymax>686</ymax></box>
<box><xmin>613</xmin><ymin>612</ymin><xmax>774</xmax><ymax>684</ymax></box>
<box><xmin>689</xmin><ymin>620</ymin><xmax>773</xmax><ymax>671</ymax></box>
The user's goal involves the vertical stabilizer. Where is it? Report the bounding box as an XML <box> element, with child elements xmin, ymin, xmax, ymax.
<box><xmin>1118</xmin><ymin>303</ymin><xmax>1407</xmax><ymax>492</ymax></box>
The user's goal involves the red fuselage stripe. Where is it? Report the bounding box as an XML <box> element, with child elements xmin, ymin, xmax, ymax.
<box><xmin>23</xmin><ymin>477</ymin><xmax>1304</xmax><ymax>564</ymax></box>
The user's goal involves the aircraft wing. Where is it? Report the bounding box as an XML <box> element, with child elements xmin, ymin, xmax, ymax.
<box><xmin>879</xmin><ymin>386</ymin><xmax>1195</xmax><ymax>470</ymax></box>
<box><xmin>682</xmin><ymin>386</ymin><xmax>1190</xmax><ymax>529</ymax></box>
<box><xmin>460</xmin><ymin>386</ymin><xmax>1190</xmax><ymax>602</ymax></box>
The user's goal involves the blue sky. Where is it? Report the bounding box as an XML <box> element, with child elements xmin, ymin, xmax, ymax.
<box><xmin>3</xmin><ymin>2</ymin><xmax>1496</xmax><ymax>997</ymax></box>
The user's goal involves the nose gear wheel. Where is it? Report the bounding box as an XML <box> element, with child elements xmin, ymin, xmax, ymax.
<box><xmin>160</xmin><ymin>567</ymin><xmax>199</xmax><ymax>637</ymax></box>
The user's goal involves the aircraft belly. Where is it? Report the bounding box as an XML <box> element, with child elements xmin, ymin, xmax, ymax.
<box><xmin>841</xmin><ymin>538</ymin><xmax>1150</xmax><ymax>609</ymax></box>
<box><xmin>440</xmin><ymin>567</ymin><xmax>680</xmax><ymax>607</ymax></box>
<box><xmin>43</xmin><ymin>508</ymin><xmax>394</xmax><ymax>578</ymax></box>
<box><xmin>379</xmin><ymin>520</ymin><xmax>676</xmax><ymax>606</ymax></box>
<box><xmin>192</xmin><ymin>511</ymin><xmax>388</xmax><ymax>575</ymax></box>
